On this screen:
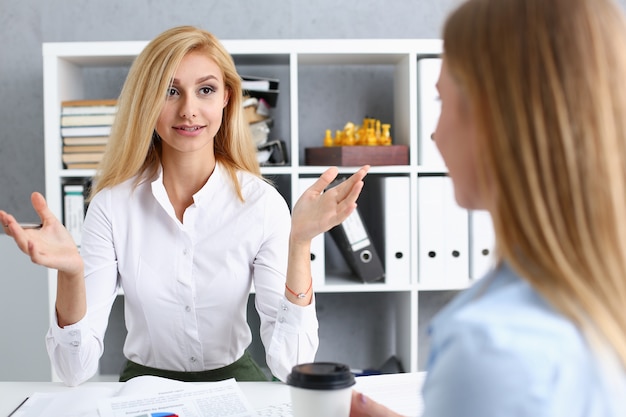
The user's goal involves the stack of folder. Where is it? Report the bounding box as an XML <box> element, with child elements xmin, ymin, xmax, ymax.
<box><xmin>62</xmin><ymin>182</ymin><xmax>88</xmax><ymax>247</ymax></box>
<box><xmin>241</xmin><ymin>75</ymin><xmax>287</xmax><ymax>166</ymax></box>
<box><xmin>417</xmin><ymin>175</ymin><xmax>495</xmax><ymax>288</ymax></box>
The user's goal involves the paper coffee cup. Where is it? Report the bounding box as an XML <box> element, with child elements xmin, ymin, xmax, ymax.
<box><xmin>287</xmin><ymin>362</ymin><xmax>355</xmax><ymax>417</ymax></box>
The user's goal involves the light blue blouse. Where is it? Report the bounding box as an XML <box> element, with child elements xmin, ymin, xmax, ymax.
<box><xmin>421</xmin><ymin>263</ymin><xmax>626</xmax><ymax>417</ymax></box>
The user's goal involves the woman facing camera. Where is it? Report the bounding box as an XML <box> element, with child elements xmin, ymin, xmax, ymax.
<box><xmin>0</xmin><ymin>25</ymin><xmax>369</xmax><ymax>386</ymax></box>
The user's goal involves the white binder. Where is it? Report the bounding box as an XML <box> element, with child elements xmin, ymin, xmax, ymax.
<box><xmin>469</xmin><ymin>210</ymin><xmax>495</xmax><ymax>280</ymax></box>
<box><xmin>442</xmin><ymin>177</ymin><xmax>469</xmax><ymax>286</ymax></box>
<box><xmin>417</xmin><ymin>176</ymin><xmax>446</xmax><ymax>286</ymax></box>
<box><xmin>417</xmin><ymin>58</ymin><xmax>445</xmax><ymax>168</ymax></box>
<box><xmin>418</xmin><ymin>176</ymin><xmax>470</xmax><ymax>287</ymax></box>
<box><xmin>298</xmin><ymin>177</ymin><xmax>326</xmax><ymax>286</ymax></box>
<box><xmin>381</xmin><ymin>176</ymin><xmax>411</xmax><ymax>285</ymax></box>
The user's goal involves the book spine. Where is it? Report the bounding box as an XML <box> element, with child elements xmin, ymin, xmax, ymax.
<box><xmin>60</xmin><ymin>114</ymin><xmax>116</xmax><ymax>127</ymax></box>
<box><xmin>61</xmin><ymin>125</ymin><xmax>112</xmax><ymax>137</ymax></box>
<box><xmin>61</xmin><ymin>105</ymin><xmax>118</xmax><ymax>116</ymax></box>
<box><xmin>63</xmin><ymin>184</ymin><xmax>85</xmax><ymax>247</ymax></box>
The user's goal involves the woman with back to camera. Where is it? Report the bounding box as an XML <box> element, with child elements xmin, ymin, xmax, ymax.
<box><xmin>350</xmin><ymin>0</ymin><xmax>626</xmax><ymax>415</ymax></box>
<box><xmin>0</xmin><ymin>25</ymin><xmax>370</xmax><ymax>386</ymax></box>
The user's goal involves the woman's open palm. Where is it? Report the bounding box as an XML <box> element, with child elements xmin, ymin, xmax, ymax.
<box><xmin>290</xmin><ymin>165</ymin><xmax>369</xmax><ymax>243</ymax></box>
<box><xmin>0</xmin><ymin>192</ymin><xmax>83</xmax><ymax>275</ymax></box>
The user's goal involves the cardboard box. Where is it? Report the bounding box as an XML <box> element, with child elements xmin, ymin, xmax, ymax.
<box><xmin>305</xmin><ymin>145</ymin><xmax>409</xmax><ymax>166</ymax></box>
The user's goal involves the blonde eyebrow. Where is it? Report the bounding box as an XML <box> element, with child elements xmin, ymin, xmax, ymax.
<box><xmin>171</xmin><ymin>75</ymin><xmax>219</xmax><ymax>85</ymax></box>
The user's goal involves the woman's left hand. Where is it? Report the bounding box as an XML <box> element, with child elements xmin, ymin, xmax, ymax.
<box><xmin>290</xmin><ymin>165</ymin><xmax>370</xmax><ymax>243</ymax></box>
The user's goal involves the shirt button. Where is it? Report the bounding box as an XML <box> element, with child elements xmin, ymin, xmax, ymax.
<box><xmin>69</xmin><ymin>330</ymin><xmax>78</xmax><ymax>336</ymax></box>
<box><xmin>278</xmin><ymin>317</ymin><xmax>285</xmax><ymax>323</ymax></box>
<box><xmin>190</xmin><ymin>356</ymin><xmax>197</xmax><ymax>363</ymax></box>
<box><xmin>281</xmin><ymin>304</ymin><xmax>288</xmax><ymax>311</ymax></box>
<box><xmin>71</xmin><ymin>340</ymin><xmax>80</xmax><ymax>347</ymax></box>
<box><xmin>185</xmin><ymin>306</ymin><xmax>191</xmax><ymax>312</ymax></box>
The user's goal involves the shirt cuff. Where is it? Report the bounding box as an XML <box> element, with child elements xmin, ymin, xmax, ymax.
<box><xmin>49</xmin><ymin>314</ymin><xmax>90</xmax><ymax>351</ymax></box>
<box><xmin>276</xmin><ymin>294</ymin><xmax>319</xmax><ymax>332</ymax></box>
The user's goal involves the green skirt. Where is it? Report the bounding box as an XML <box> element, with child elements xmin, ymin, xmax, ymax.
<box><xmin>119</xmin><ymin>350</ymin><xmax>268</xmax><ymax>382</ymax></box>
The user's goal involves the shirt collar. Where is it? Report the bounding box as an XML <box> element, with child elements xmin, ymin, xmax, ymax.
<box><xmin>150</xmin><ymin>162</ymin><xmax>227</xmax><ymax>218</ymax></box>
<box><xmin>192</xmin><ymin>161</ymin><xmax>225</xmax><ymax>206</ymax></box>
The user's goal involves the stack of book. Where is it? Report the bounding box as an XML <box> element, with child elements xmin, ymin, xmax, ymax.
<box><xmin>61</xmin><ymin>99</ymin><xmax>117</xmax><ymax>169</ymax></box>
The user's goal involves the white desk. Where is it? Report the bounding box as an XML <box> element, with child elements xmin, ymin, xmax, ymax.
<box><xmin>1</xmin><ymin>381</ymin><xmax>288</xmax><ymax>416</ymax></box>
<box><xmin>1</xmin><ymin>373</ymin><xmax>424</xmax><ymax>416</ymax></box>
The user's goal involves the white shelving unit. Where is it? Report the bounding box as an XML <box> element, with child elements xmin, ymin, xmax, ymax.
<box><xmin>43</xmin><ymin>39</ymin><xmax>491</xmax><ymax>381</ymax></box>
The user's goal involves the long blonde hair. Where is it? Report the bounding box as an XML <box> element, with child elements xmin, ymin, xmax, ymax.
<box><xmin>91</xmin><ymin>26</ymin><xmax>260</xmax><ymax>201</ymax></box>
<box><xmin>443</xmin><ymin>0</ymin><xmax>626</xmax><ymax>367</ymax></box>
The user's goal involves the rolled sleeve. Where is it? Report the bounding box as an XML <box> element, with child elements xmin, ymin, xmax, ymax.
<box><xmin>265</xmin><ymin>295</ymin><xmax>319</xmax><ymax>381</ymax></box>
<box><xmin>45</xmin><ymin>315</ymin><xmax>102</xmax><ymax>386</ymax></box>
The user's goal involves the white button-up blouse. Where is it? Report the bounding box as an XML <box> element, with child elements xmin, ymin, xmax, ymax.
<box><xmin>46</xmin><ymin>163</ymin><xmax>319</xmax><ymax>386</ymax></box>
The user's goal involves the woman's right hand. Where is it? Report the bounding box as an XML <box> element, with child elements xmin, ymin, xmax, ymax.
<box><xmin>0</xmin><ymin>191</ymin><xmax>83</xmax><ymax>276</ymax></box>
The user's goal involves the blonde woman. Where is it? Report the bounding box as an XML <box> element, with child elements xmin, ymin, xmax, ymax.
<box><xmin>0</xmin><ymin>26</ymin><xmax>369</xmax><ymax>386</ymax></box>
<box><xmin>350</xmin><ymin>0</ymin><xmax>626</xmax><ymax>415</ymax></box>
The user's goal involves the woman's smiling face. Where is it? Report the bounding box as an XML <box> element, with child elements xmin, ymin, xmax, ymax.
<box><xmin>155</xmin><ymin>50</ymin><xmax>230</xmax><ymax>156</ymax></box>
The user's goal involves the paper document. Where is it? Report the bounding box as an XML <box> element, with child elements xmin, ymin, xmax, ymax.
<box><xmin>98</xmin><ymin>377</ymin><xmax>258</xmax><ymax>417</ymax></box>
<box><xmin>10</xmin><ymin>376</ymin><xmax>259</xmax><ymax>417</ymax></box>
<box><xmin>255</xmin><ymin>402</ymin><xmax>293</xmax><ymax>417</ymax></box>
<box><xmin>10</xmin><ymin>386</ymin><xmax>118</xmax><ymax>417</ymax></box>
<box><xmin>354</xmin><ymin>372</ymin><xmax>425</xmax><ymax>417</ymax></box>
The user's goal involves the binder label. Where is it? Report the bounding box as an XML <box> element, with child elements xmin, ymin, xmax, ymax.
<box><xmin>343</xmin><ymin>212</ymin><xmax>371</xmax><ymax>252</ymax></box>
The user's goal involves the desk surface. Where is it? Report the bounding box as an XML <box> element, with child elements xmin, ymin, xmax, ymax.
<box><xmin>1</xmin><ymin>373</ymin><xmax>424</xmax><ymax>417</ymax></box>
<box><xmin>0</xmin><ymin>381</ymin><xmax>289</xmax><ymax>416</ymax></box>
